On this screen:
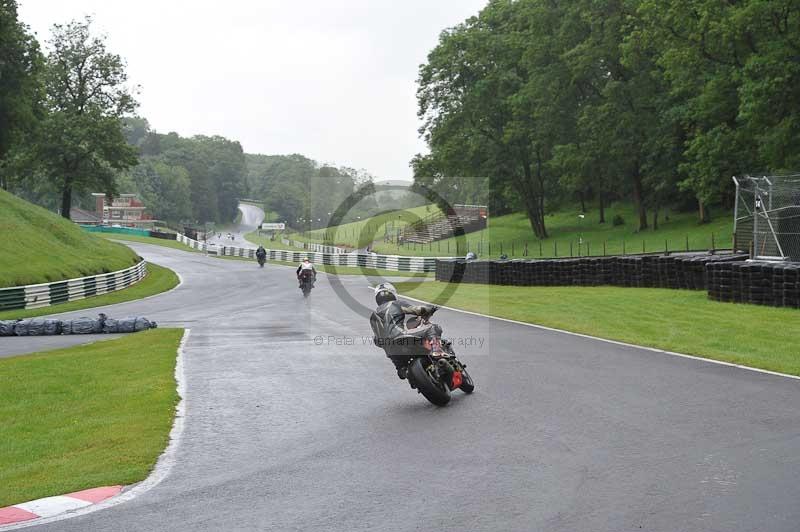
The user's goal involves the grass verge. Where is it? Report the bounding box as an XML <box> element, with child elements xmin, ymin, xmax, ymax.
<box><xmin>0</xmin><ymin>263</ymin><xmax>179</xmax><ymax>320</ymax></box>
<box><xmin>395</xmin><ymin>282</ymin><xmax>800</xmax><ymax>376</ymax></box>
<box><xmin>0</xmin><ymin>328</ymin><xmax>184</xmax><ymax>507</ymax></box>
<box><xmin>97</xmin><ymin>233</ymin><xmax>202</xmax><ymax>252</ymax></box>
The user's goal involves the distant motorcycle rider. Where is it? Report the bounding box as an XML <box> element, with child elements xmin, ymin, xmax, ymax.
<box><xmin>256</xmin><ymin>245</ymin><xmax>267</xmax><ymax>260</ymax></box>
<box><xmin>369</xmin><ymin>282</ymin><xmax>441</xmax><ymax>380</ymax></box>
<box><xmin>296</xmin><ymin>258</ymin><xmax>316</xmax><ymax>287</ymax></box>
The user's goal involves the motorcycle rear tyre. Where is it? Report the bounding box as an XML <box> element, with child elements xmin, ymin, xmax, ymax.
<box><xmin>459</xmin><ymin>367</ymin><xmax>475</xmax><ymax>394</ymax></box>
<box><xmin>409</xmin><ymin>358</ymin><xmax>451</xmax><ymax>406</ymax></box>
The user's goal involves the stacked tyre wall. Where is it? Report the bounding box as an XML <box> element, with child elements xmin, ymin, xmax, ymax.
<box><xmin>707</xmin><ymin>261</ymin><xmax>800</xmax><ymax>308</ymax></box>
<box><xmin>436</xmin><ymin>253</ymin><xmax>800</xmax><ymax>309</ymax></box>
<box><xmin>436</xmin><ymin>254</ymin><xmax>746</xmax><ymax>289</ymax></box>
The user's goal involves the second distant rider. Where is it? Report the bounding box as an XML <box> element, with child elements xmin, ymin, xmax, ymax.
<box><xmin>296</xmin><ymin>258</ymin><xmax>317</xmax><ymax>287</ymax></box>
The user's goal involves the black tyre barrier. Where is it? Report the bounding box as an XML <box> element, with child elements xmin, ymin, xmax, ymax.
<box><xmin>436</xmin><ymin>254</ymin><xmax>800</xmax><ymax>309</ymax></box>
<box><xmin>436</xmin><ymin>253</ymin><xmax>746</xmax><ymax>288</ymax></box>
<box><xmin>707</xmin><ymin>261</ymin><xmax>800</xmax><ymax>308</ymax></box>
<box><xmin>149</xmin><ymin>231</ymin><xmax>177</xmax><ymax>240</ymax></box>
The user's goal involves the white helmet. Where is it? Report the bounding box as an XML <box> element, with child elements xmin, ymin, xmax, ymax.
<box><xmin>374</xmin><ymin>282</ymin><xmax>397</xmax><ymax>305</ymax></box>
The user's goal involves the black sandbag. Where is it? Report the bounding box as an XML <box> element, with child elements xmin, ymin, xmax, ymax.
<box><xmin>102</xmin><ymin>318</ymin><xmax>120</xmax><ymax>334</ymax></box>
<box><xmin>0</xmin><ymin>320</ymin><xmax>19</xmax><ymax>336</ymax></box>
<box><xmin>14</xmin><ymin>318</ymin><xmax>46</xmax><ymax>336</ymax></box>
<box><xmin>114</xmin><ymin>316</ymin><xmax>158</xmax><ymax>333</ymax></box>
<box><xmin>134</xmin><ymin>317</ymin><xmax>157</xmax><ymax>331</ymax></box>
<box><xmin>42</xmin><ymin>319</ymin><xmax>62</xmax><ymax>335</ymax></box>
<box><xmin>62</xmin><ymin>316</ymin><xmax>104</xmax><ymax>335</ymax></box>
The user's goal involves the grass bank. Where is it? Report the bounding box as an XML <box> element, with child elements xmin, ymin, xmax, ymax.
<box><xmin>0</xmin><ymin>328</ymin><xmax>184</xmax><ymax>507</ymax></box>
<box><xmin>0</xmin><ymin>263</ymin><xmax>179</xmax><ymax>320</ymax></box>
<box><xmin>0</xmin><ymin>189</ymin><xmax>139</xmax><ymax>287</ymax></box>
<box><xmin>395</xmin><ymin>282</ymin><xmax>800</xmax><ymax>376</ymax></box>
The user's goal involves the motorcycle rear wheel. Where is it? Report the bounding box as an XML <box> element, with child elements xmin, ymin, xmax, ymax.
<box><xmin>408</xmin><ymin>358</ymin><xmax>451</xmax><ymax>406</ymax></box>
<box><xmin>459</xmin><ymin>367</ymin><xmax>475</xmax><ymax>394</ymax></box>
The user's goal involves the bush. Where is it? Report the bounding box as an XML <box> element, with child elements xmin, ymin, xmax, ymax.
<box><xmin>612</xmin><ymin>214</ymin><xmax>625</xmax><ymax>226</ymax></box>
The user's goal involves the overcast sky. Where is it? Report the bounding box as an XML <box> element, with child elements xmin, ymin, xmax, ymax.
<box><xmin>18</xmin><ymin>0</ymin><xmax>486</xmax><ymax>180</ymax></box>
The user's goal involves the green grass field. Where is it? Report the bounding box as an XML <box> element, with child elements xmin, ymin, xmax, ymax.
<box><xmin>0</xmin><ymin>190</ymin><xmax>140</xmax><ymax>287</ymax></box>
<box><xmin>374</xmin><ymin>202</ymin><xmax>732</xmax><ymax>258</ymax></box>
<box><xmin>396</xmin><ymin>282</ymin><xmax>800</xmax><ymax>376</ymax></box>
<box><xmin>0</xmin><ymin>328</ymin><xmax>184</xmax><ymax>506</ymax></box>
<box><xmin>286</xmin><ymin>201</ymin><xmax>732</xmax><ymax>259</ymax></box>
<box><xmin>294</xmin><ymin>204</ymin><xmax>442</xmax><ymax>249</ymax></box>
<box><xmin>0</xmin><ymin>263</ymin><xmax>179</xmax><ymax>320</ymax></box>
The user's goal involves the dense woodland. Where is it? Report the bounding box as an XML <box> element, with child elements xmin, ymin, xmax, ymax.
<box><xmin>3</xmin><ymin>1</ymin><xmax>799</xmax><ymax>238</ymax></box>
<box><xmin>413</xmin><ymin>0</ymin><xmax>800</xmax><ymax>238</ymax></box>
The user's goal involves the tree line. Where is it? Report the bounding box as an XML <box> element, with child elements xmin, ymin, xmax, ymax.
<box><xmin>0</xmin><ymin>4</ymin><xmax>376</xmax><ymax>227</ymax></box>
<box><xmin>413</xmin><ymin>0</ymin><xmax>800</xmax><ymax>238</ymax></box>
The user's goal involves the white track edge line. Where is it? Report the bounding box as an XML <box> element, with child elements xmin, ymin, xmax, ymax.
<box><xmin>1</xmin><ymin>328</ymin><xmax>190</xmax><ymax>530</ymax></box>
<box><xmin>378</xmin><ymin>286</ymin><xmax>800</xmax><ymax>383</ymax></box>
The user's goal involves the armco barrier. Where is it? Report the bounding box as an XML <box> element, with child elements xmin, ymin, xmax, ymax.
<box><xmin>176</xmin><ymin>233</ymin><xmax>439</xmax><ymax>272</ymax></box>
<box><xmin>281</xmin><ymin>237</ymin><xmax>347</xmax><ymax>255</ymax></box>
<box><xmin>0</xmin><ymin>261</ymin><xmax>148</xmax><ymax>312</ymax></box>
<box><xmin>176</xmin><ymin>233</ymin><xmax>207</xmax><ymax>251</ymax></box>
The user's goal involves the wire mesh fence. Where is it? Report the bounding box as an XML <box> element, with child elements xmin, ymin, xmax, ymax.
<box><xmin>734</xmin><ymin>174</ymin><xmax>800</xmax><ymax>261</ymax></box>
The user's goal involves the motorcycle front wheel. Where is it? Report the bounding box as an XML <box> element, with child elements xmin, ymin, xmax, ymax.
<box><xmin>408</xmin><ymin>358</ymin><xmax>451</xmax><ymax>406</ymax></box>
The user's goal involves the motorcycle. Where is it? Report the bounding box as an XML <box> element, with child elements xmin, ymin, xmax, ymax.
<box><xmin>298</xmin><ymin>269</ymin><xmax>315</xmax><ymax>298</ymax></box>
<box><xmin>256</xmin><ymin>254</ymin><xmax>266</xmax><ymax>268</ymax></box>
<box><xmin>400</xmin><ymin>307</ymin><xmax>474</xmax><ymax>406</ymax></box>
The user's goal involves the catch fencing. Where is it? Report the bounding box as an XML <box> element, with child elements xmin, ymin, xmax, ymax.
<box><xmin>734</xmin><ymin>174</ymin><xmax>800</xmax><ymax>261</ymax></box>
<box><xmin>0</xmin><ymin>261</ymin><xmax>148</xmax><ymax>312</ymax></box>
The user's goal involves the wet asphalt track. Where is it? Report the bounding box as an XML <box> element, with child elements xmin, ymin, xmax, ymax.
<box><xmin>206</xmin><ymin>203</ymin><xmax>264</xmax><ymax>250</ymax></box>
<box><xmin>4</xmin><ymin>241</ymin><xmax>800</xmax><ymax>532</ymax></box>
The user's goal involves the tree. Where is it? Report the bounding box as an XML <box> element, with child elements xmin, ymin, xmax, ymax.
<box><xmin>37</xmin><ymin>17</ymin><xmax>138</xmax><ymax>219</ymax></box>
<box><xmin>417</xmin><ymin>0</ymin><xmax>577</xmax><ymax>239</ymax></box>
<box><xmin>116</xmin><ymin>157</ymin><xmax>192</xmax><ymax>223</ymax></box>
<box><xmin>0</xmin><ymin>0</ymin><xmax>43</xmax><ymax>189</ymax></box>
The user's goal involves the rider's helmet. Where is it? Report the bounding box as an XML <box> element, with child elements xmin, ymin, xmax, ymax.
<box><xmin>465</xmin><ymin>251</ymin><xmax>477</xmax><ymax>261</ymax></box>
<box><xmin>303</xmin><ymin>257</ymin><xmax>310</xmax><ymax>262</ymax></box>
<box><xmin>374</xmin><ymin>282</ymin><xmax>398</xmax><ymax>305</ymax></box>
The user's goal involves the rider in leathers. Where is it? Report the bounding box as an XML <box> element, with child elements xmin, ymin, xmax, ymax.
<box><xmin>370</xmin><ymin>283</ymin><xmax>440</xmax><ymax>380</ymax></box>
